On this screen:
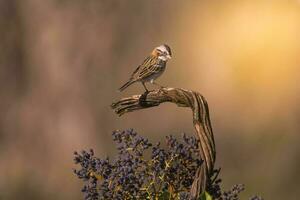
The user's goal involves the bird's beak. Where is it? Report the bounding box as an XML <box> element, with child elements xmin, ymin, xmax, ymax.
<box><xmin>167</xmin><ymin>55</ymin><xmax>172</xmax><ymax>59</ymax></box>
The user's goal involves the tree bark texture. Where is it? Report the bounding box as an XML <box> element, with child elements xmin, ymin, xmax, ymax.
<box><xmin>111</xmin><ymin>87</ymin><xmax>216</xmax><ymax>199</ymax></box>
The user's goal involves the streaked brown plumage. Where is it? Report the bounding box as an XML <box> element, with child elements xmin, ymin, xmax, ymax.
<box><xmin>119</xmin><ymin>44</ymin><xmax>172</xmax><ymax>92</ymax></box>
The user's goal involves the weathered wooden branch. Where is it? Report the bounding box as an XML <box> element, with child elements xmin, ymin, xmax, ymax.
<box><xmin>111</xmin><ymin>87</ymin><xmax>216</xmax><ymax>199</ymax></box>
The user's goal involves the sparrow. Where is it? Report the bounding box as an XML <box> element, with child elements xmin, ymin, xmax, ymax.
<box><xmin>119</xmin><ymin>44</ymin><xmax>172</xmax><ymax>92</ymax></box>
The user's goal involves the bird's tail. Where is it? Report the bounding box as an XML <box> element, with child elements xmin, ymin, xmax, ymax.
<box><xmin>118</xmin><ymin>80</ymin><xmax>135</xmax><ymax>92</ymax></box>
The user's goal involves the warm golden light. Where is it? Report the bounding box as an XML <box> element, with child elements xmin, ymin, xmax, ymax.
<box><xmin>175</xmin><ymin>1</ymin><xmax>300</xmax><ymax>125</ymax></box>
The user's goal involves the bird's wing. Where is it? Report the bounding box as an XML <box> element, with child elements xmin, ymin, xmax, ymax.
<box><xmin>128</xmin><ymin>57</ymin><xmax>152</xmax><ymax>80</ymax></box>
<box><xmin>134</xmin><ymin>56</ymin><xmax>161</xmax><ymax>80</ymax></box>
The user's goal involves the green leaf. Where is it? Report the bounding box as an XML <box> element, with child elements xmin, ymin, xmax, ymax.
<box><xmin>199</xmin><ymin>191</ymin><xmax>213</xmax><ymax>200</ymax></box>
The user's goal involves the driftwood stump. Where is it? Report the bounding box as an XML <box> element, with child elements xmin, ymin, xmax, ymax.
<box><xmin>111</xmin><ymin>87</ymin><xmax>216</xmax><ymax>199</ymax></box>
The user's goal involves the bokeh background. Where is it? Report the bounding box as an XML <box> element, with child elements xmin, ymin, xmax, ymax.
<box><xmin>1</xmin><ymin>0</ymin><xmax>300</xmax><ymax>199</ymax></box>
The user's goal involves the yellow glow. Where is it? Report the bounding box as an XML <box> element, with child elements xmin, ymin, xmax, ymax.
<box><xmin>173</xmin><ymin>1</ymin><xmax>300</xmax><ymax>122</ymax></box>
<box><xmin>180</xmin><ymin>2</ymin><xmax>300</xmax><ymax>90</ymax></box>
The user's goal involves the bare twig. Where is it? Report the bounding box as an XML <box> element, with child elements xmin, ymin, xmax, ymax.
<box><xmin>111</xmin><ymin>87</ymin><xmax>216</xmax><ymax>199</ymax></box>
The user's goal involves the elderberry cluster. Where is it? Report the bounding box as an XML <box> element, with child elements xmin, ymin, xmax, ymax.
<box><xmin>73</xmin><ymin>129</ymin><xmax>263</xmax><ymax>200</ymax></box>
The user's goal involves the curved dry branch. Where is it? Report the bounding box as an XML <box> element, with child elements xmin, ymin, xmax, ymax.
<box><xmin>111</xmin><ymin>87</ymin><xmax>216</xmax><ymax>199</ymax></box>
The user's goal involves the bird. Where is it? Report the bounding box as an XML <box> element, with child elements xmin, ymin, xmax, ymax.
<box><xmin>119</xmin><ymin>44</ymin><xmax>172</xmax><ymax>92</ymax></box>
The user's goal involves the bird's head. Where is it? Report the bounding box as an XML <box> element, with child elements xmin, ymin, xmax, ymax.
<box><xmin>151</xmin><ymin>44</ymin><xmax>172</xmax><ymax>61</ymax></box>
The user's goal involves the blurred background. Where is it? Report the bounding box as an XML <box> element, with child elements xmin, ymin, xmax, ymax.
<box><xmin>1</xmin><ymin>0</ymin><xmax>300</xmax><ymax>199</ymax></box>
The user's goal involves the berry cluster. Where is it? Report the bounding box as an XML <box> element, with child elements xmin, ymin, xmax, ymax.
<box><xmin>73</xmin><ymin>129</ymin><xmax>263</xmax><ymax>200</ymax></box>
